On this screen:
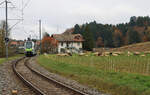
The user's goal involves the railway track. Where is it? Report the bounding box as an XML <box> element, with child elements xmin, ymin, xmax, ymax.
<box><xmin>12</xmin><ymin>57</ymin><xmax>88</xmax><ymax>95</ymax></box>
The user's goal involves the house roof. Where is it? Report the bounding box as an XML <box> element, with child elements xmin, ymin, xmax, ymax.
<box><xmin>9</xmin><ymin>40</ymin><xmax>25</xmax><ymax>46</ymax></box>
<box><xmin>10</xmin><ymin>41</ymin><xmax>18</xmax><ymax>45</ymax></box>
<box><xmin>62</xmin><ymin>28</ymin><xmax>74</xmax><ymax>35</ymax></box>
<box><xmin>52</xmin><ymin>34</ymin><xmax>84</xmax><ymax>42</ymax></box>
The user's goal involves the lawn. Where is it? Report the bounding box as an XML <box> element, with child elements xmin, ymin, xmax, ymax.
<box><xmin>0</xmin><ymin>54</ymin><xmax>23</xmax><ymax>65</ymax></box>
<box><xmin>37</xmin><ymin>54</ymin><xmax>150</xmax><ymax>95</ymax></box>
<box><xmin>0</xmin><ymin>58</ymin><xmax>5</xmax><ymax>65</ymax></box>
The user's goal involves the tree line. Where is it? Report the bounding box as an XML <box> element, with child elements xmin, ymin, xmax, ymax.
<box><xmin>73</xmin><ymin>16</ymin><xmax>150</xmax><ymax>50</ymax></box>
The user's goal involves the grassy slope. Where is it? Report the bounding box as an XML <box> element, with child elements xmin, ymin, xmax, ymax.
<box><xmin>109</xmin><ymin>42</ymin><xmax>150</xmax><ymax>52</ymax></box>
<box><xmin>0</xmin><ymin>54</ymin><xmax>23</xmax><ymax>65</ymax></box>
<box><xmin>0</xmin><ymin>58</ymin><xmax>5</xmax><ymax>65</ymax></box>
<box><xmin>37</xmin><ymin>55</ymin><xmax>150</xmax><ymax>95</ymax></box>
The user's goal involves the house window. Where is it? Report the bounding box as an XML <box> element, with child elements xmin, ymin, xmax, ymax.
<box><xmin>61</xmin><ymin>42</ymin><xmax>63</xmax><ymax>46</ymax></box>
<box><xmin>77</xmin><ymin>42</ymin><xmax>80</xmax><ymax>46</ymax></box>
<box><xmin>66</xmin><ymin>42</ymin><xmax>70</xmax><ymax>47</ymax></box>
<box><xmin>61</xmin><ymin>48</ymin><xmax>65</xmax><ymax>53</ymax></box>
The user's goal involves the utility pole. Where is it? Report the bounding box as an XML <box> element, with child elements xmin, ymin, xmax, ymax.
<box><xmin>39</xmin><ymin>20</ymin><xmax>42</xmax><ymax>54</ymax></box>
<box><xmin>5</xmin><ymin>0</ymin><xmax>8</xmax><ymax>59</ymax></box>
<box><xmin>0</xmin><ymin>0</ymin><xmax>28</xmax><ymax>58</ymax></box>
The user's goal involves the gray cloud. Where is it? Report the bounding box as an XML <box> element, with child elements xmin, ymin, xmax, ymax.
<box><xmin>0</xmin><ymin>0</ymin><xmax>150</xmax><ymax>40</ymax></box>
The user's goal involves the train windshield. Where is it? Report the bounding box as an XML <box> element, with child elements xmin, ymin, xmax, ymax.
<box><xmin>26</xmin><ymin>42</ymin><xmax>32</xmax><ymax>49</ymax></box>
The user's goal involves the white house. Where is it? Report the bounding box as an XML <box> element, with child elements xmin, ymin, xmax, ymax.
<box><xmin>52</xmin><ymin>34</ymin><xmax>84</xmax><ymax>53</ymax></box>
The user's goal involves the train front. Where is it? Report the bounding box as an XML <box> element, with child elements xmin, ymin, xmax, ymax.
<box><xmin>25</xmin><ymin>41</ymin><xmax>33</xmax><ymax>57</ymax></box>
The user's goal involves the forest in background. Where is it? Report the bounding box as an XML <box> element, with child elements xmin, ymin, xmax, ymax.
<box><xmin>73</xmin><ymin>16</ymin><xmax>150</xmax><ymax>51</ymax></box>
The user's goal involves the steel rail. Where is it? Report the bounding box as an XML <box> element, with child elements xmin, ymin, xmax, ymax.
<box><xmin>25</xmin><ymin>58</ymin><xmax>88</xmax><ymax>95</ymax></box>
<box><xmin>12</xmin><ymin>57</ymin><xmax>88</xmax><ymax>95</ymax></box>
<box><xmin>12</xmin><ymin>57</ymin><xmax>45</xmax><ymax>95</ymax></box>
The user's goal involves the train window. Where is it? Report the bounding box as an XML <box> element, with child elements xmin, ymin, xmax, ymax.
<box><xmin>26</xmin><ymin>42</ymin><xmax>32</xmax><ymax>49</ymax></box>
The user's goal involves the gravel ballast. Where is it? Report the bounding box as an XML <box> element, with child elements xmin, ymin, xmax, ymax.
<box><xmin>0</xmin><ymin>57</ymin><xmax>109</xmax><ymax>95</ymax></box>
<box><xmin>16</xmin><ymin>58</ymin><xmax>78</xmax><ymax>95</ymax></box>
<box><xmin>0</xmin><ymin>59</ymin><xmax>35</xmax><ymax>95</ymax></box>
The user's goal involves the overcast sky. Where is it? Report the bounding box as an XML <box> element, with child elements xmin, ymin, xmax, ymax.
<box><xmin>0</xmin><ymin>0</ymin><xmax>150</xmax><ymax>40</ymax></box>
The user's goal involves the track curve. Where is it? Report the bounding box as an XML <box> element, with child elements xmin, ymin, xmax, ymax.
<box><xmin>12</xmin><ymin>57</ymin><xmax>88</xmax><ymax>95</ymax></box>
<box><xmin>12</xmin><ymin>57</ymin><xmax>45</xmax><ymax>95</ymax></box>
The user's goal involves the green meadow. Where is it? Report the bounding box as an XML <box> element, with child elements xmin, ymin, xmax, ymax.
<box><xmin>0</xmin><ymin>58</ymin><xmax>6</xmax><ymax>65</ymax></box>
<box><xmin>37</xmin><ymin>54</ymin><xmax>150</xmax><ymax>95</ymax></box>
<box><xmin>0</xmin><ymin>54</ymin><xmax>23</xmax><ymax>65</ymax></box>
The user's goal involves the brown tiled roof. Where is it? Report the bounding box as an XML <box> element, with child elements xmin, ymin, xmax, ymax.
<box><xmin>52</xmin><ymin>34</ymin><xmax>84</xmax><ymax>42</ymax></box>
<box><xmin>63</xmin><ymin>28</ymin><xmax>74</xmax><ymax>35</ymax></box>
<box><xmin>10</xmin><ymin>41</ymin><xmax>18</xmax><ymax>45</ymax></box>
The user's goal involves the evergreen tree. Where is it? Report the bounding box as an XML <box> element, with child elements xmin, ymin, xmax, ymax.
<box><xmin>113</xmin><ymin>29</ymin><xmax>123</xmax><ymax>47</ymax></box>
<box><xmin>72</xmin><ymin>16</ymin><xmax>150</xmax><ymax>49</ymax></box>
<box><xmin>136</xmin><ymin>17</ymin><xmax>145</xmax><ymax>26</ymax></box>
<box><xmin>96</xmin><ymin>37</ymin><xmax>104</xmax><ymax>47</ymax></box>
<box><xmin>83</xmin><ymin>25</ymin><xmax>95</xmax><ymax>51</ymax></box>
<box><xmin>129</xmin><ymin>16</ymin><xmax>136</xmax><ymax>26</ymax></box>
<box><xmin>74</xmin><ymin>24</ymin><xmax>81</xmax><ymax>34</ymax></box>
<box><xmin>103</xmin><ymin>26</ymin><xmax>114</xmax><ymax>47</ymax></box>
<box><xmin>127</xmin><ymin>29</ymin><xmax>141</xmax><ymax>44</ymax></box>
<box><xmin>117</xmin><ymin>23</ymin><xmax>128</xmax><ymax>36</ymax></box>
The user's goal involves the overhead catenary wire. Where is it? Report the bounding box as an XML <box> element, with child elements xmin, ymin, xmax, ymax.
<box><xmin>21</xmin><ymin>0</ymin><xmax>33</xmax><ymax>40</ymax></box>
<box><xmin>0</xmin><ymin>0</ymin><xmax>32</xmax><ymax>58</ymax></box>
<box><xmin>0</xmin><ymin>0</ymin><xmax>24</xmax><ymax>28</ymax></box>
<box><xmin>23</xmin><ymin>0</ymin><xmax>31</xmax><ymax>10</ymax></box>
<box><xmin>1</xmin><ymin>0</ymin><xmax>33</xmax><ymax>40</ymax></box>
<box><xmin>0</xmin><ymin>1</ymin><xmax>4</xmax><ymax>6</ymax></box>
<box><xmin>1</xmin><ymin>0</ymin><xmax>31</xmax><ymax>36</ymax></box>
<box><xmin>8</xmin><ymin>1</ymin><xmax>15</xmax><ymax>8</ymax></box>
<box><xmin>8</xmin><ymin>20</ymin><xmax>22</xmax><ymax>31</ymax></box>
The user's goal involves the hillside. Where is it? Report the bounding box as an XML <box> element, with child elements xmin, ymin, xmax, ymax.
<box><xmin>70</xmin><ymin>16</ymin><xmax>150</xmax><ymax>51</ymax></box>
<box><xmin>109</xmin><ymin>41</ymin><xmax>150</xmax><ymax>52</ymax></box>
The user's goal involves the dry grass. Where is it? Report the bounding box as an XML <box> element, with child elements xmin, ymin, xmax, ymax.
<box><xmin>94</xmin><ymin>42</ymin><xmax>150</xmax><ymax>52</ymax></box>
<box><xmin>111</xmin><ymin>42</ymin><xmax>150</xmax><ymax>52</ymax></box>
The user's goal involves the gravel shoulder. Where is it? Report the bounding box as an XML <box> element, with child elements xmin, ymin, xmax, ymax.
<box><xmin>0</xmin><ymin>59</ymin><xmax>35</xmax><ymax>95</ymax></box>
